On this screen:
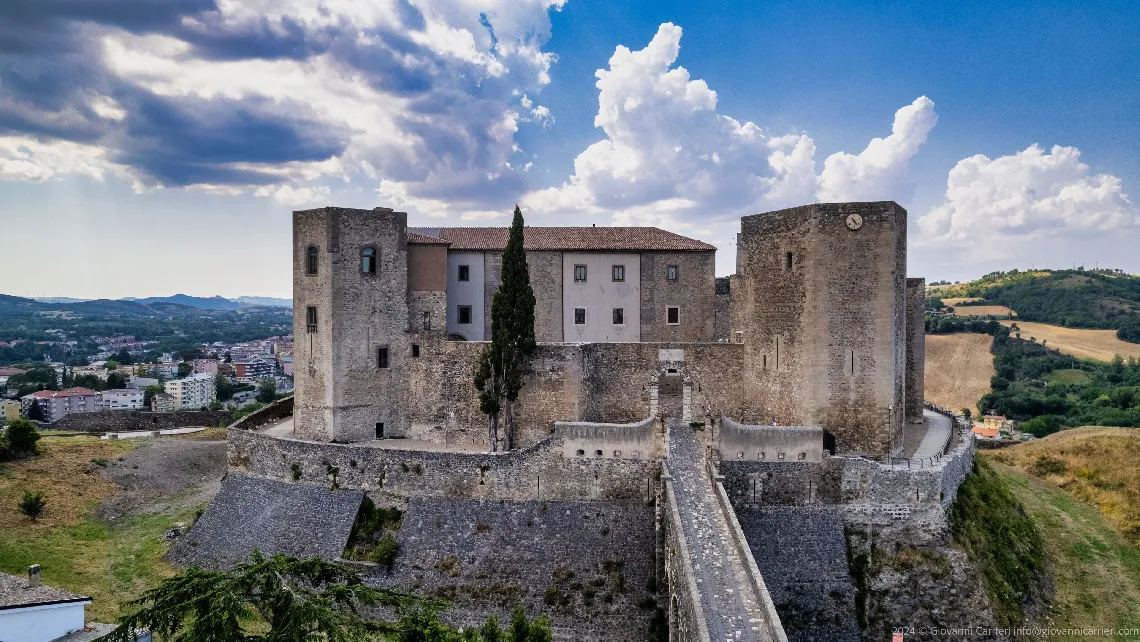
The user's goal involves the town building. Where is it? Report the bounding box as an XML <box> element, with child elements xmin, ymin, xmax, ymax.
<box><xmin>20</xmin><ymin>388</ymin><xmax>97</xmax><ymax>423</ymax></box>
<box><xmin>151</xmin><ymin>392</ymin><xmax>176</xmax><ymax>413</ymax></box>
<box><xmin>96</xmin><ymin>389</ymin><xmax>145</xmax><ymax>411</ymax></box>
<box><xmin>279</xmin><ymin>355</ymin><xmax>294</xmax><ymax>377</ymax></box>
<box><xmin>2</xmin><ymin>399</ymin><xmax>21</xmax><ymax>421</ymax></box>
<box><xmin>0</xmin><ymin>366</ymin><xmax>27</xmax><ymax>392</ymax></box>
<box><xmin>233</xmin><ymin>360</ymin><xmax>273</xmax><ymax>383</ymax></box>
<box><xmin>0</xmin><ymin>567</ymin><xmax>94</xmax><ymax>642</ymax></box>
<box><xmin>163</xmin><ymin>373</ymin><xmax>217</xmax><ymax>410</ymax></box>
<box><xmin>192</xmin><ymin>359</ymin><xmax>220</xmax><ymax>375</ymax></box>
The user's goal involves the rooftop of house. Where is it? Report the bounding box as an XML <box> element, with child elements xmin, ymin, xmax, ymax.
<box><xmin>23</xmin><ymin>387</ymin><xmax>96</xmax><ymax>399</ymax></box>
<box><xmin>0</xmin><ymin>572</ymin><xmax>90</xmax><ymax>610</ymax></box>
<box><xmin>972</xmin><ymin>426</ymin><xmax>1000</xmax><ymax>439</ymax></box>
<box><xmin>409</xmin><ymin>226</ymin><xmax>718</xmax><ymax>252</ymax></box>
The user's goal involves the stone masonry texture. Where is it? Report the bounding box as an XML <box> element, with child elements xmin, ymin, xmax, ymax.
<box><xmin>167</xmin><ymin>473</ymin><xmax>363</xmax><ymax>569</ymax></box>
<box><xmin>905</xmin><ymin>278</ymin><xmax>926</xmax><ymax>421</ymax></box>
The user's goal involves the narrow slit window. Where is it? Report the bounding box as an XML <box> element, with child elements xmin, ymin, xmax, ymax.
<box><xmin>785</xmin><ymin>252</ymin><xmax>793</xmax><ymax>270</ymax></box>
<box><xmin>361</xmin><ymin>247</ymin><xmax>376</xmax><ymax>274</ymax></box>
<box><xmin>411</xmin><ymin>344</ymin><xmax>420</xmax><ymax>358</ymax></box>
<box><xmin>612</xmin><ymin>308</ymin><xmax>624</xmax><ymax>325</ymax></box>
<box><xmin>666</xmin><ymin>265</ymin><xmax>678</xmax><ymax>281</ymax></box>
<box><xmin>422</xmin><ymin>311</ymin><xmax>432</xmax><ymax>331</ymax></box>
<box><xmin>612</xmin><ymin>265</ymin><xmax>625</xmax><ymax>282</ymax></box>
<box><xmin>306</xmin><ymin>306</ymin><xmax>318</xmax><ymax>333</ymax></box>
<box><xmin>306</xmin><ymin>246</ymin><xmax>318</xmax><ymax>275</ymax></box>
<box><xmin>377</xmin><ymin>346</ymin><xmax>389</xmax><ymax>369</ymax></box>
<box><xmin>457</xmin><ymin>305</ymin><xmax>472</xmax><ymax>324</ymax></box>
<box><xmin>458</xmin><ymin>265</ymin><xmax>470</xmax><ymax>282</ymax></box>
<box><xmin>666</xmin><ymin>306</ymin><xmax>680</xmax><ymax>325</ymax></box>
<box><xmin>574</xmin><ymin>265</ymin><xmax>587</xmax><ymax>282</ymax></box>
<box><xmin>849</xmin><ymin>350</ymin><xmax>855</xmax><ymax>375</ymax></box>
<box><xmin>574</xmin><ymin>308</ymin><xmax>587</xmax><ymax>325</ymax></box>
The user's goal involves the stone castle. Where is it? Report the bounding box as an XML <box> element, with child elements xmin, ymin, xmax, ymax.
<box><xmin>292</xmin><ymin>201</ymin><xmax>925</xmax><ymax>457</ymax></box>
<box><xmin>177</xmin><ymin>201</ymin><xmax>980</xmax><ymax>642</ymax></box>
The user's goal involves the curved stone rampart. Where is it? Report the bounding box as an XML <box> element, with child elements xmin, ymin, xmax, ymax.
<box><xmin>229</xmin><ymin>395</ymin><xmax>294</xmax><ymax>431</ymax></box>
<box><xmin>228</xmin><ymin>428</ymin><xmax>658</xmax><ymax>503</ymax></box>
<box><xmin>555</xmin><ymin>416</ymin><xmax>661</xmax><ymax>460</ymax></box>
<box><xmin>718</xmin><ymin>418</ymin><xmax>824</xmax><ymax>463</ymax></box>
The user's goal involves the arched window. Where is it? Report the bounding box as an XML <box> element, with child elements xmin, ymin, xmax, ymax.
<box><xmin>306</xmin><ymin>246</ymin><xmax>318</xmax><ymax>275</ymax></box>
<box><xmin>361</xmin><ymin>247</ymin><xmax>376</xmax><ymax>274</ymax></box>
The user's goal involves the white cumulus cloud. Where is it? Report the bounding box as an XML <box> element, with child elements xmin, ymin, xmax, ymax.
<box><xmin>918</xmin><ymin>144</ymin><xmax>1138</xmax><ymax>244</ymax></box>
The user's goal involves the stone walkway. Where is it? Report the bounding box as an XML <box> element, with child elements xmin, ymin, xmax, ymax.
<box><xmin>668</xmin><ymin>422</ymin><xmax>773</xmax><ymax>642</ymax></box>
<box><xmin>911</xmin><ymin>409</ymin><xmax>952</xmax><ymax>459</ymax></box>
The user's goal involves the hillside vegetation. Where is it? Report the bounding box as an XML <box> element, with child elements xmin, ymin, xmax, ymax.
<box><xmin>930</xmin><ymin>269</ymin><xmax>1140</xmax><ymax>341</ymax></box>
<box><xmin>1001</xmin><ymin>321</ymin><xmax>1140</xmax><ymax>362</ymax></box>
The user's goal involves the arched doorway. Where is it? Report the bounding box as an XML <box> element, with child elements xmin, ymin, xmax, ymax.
<box><xmin>649</xmin><ymin>367</ymin><xmax>692</xmax><ymax>422</ymax></box>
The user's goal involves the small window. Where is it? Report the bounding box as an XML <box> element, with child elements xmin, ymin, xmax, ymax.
<box><xmin>778</xmin><ymin>452</ymin><xmax>786</xmax><ymax>461</ymax></box>
<box><xmin>574</xmin><ymin>308</ymin><xmax>586</xmax><ymax>325</ymax></box>
<box><xmin>798</xmin><ymin>452</ymin><xmax>807</xmax><ymax>460</ymax></box>
<box><xmin>361</xmin><ymin>247</ymin><xmax>376</xmax><ymax>274</ymax></box>
<box><xmin>576</xmin><ymin>449</ymin><xmax>585</xmax><ymax>457</ymax></box>
<box><xmin>306</xmin><ymin>246</ymin><xmax>318</xmax><ymax>275</ymax></box>
<box><xmin>574</xmin><ymin>265</ymin><xmax>587</xmax><ymax>282</ymax></box>
<box><xmin>594</xmin><ymin>449</ymin><xmax>603</xmax><ymax>457</ymax></box>
<box><xmin>612</xmin><ymin>308</ymin><xmax>624</xmax><ymax>325</ymax></box>
<box><xmin>422</xmin><ymin>311</ymin><xmax>432</xmax><ymax>331</ymax></box>
<box><xmin>377</xmin><ymin>347</ymin><xmax>389</xmax><ymax>369</ymax></box>
<box><xmin>612</xmin><ymin>265</ymin><xmax>625</xmax><ymax>282</ymax></box>
<box><xmin>306</xmin><ymin>306</ymin><xmax>318</xmax><ymax>333</ymax></box>
<box><xmin>666</xmin><ymin>306</ymin><xmax>680</xmax><ymax>325</ymax></box>
<box><xmin>785</xmin><ymin>252</ymin><xmax>793</xmax><ymax>270</ymax></box>
<box><xmin>376</xmin><ymin>423</ymin><xmax>384</xmax><ymax>438</ymax></box>
<box><xmin>457</xmin><ymin>305</ymin><xmax>472</xmax><ymax>324</ymax></box>
<box><xmin>458</xmin><ymin>265</ymin><xmax>470</xmax><ymax>282</ymax></box>
<box><xmin>411</xmin><ymin>344</ymin><xmax>420</xmax><ymax>358</ymax></box>
<box><xmin>666</xmin><ymin>265</ymin><xmax>678</xmax><ymax>281</ymax></box>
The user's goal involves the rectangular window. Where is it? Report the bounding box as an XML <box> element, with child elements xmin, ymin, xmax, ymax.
<box><xmin>457</xmin><ymin>305</ymin><xmax>472</xmax><ymax>324</ymax></box>
<box><xmin>574</xmin><ymin>308</ymin><xmax>586</xmax><ymax>325</ymax></box>
<box><xmin>306</xmin><ymin>306</ymin><xmax>318</xmax><ymax>333</ymax></box>
<box><xmin>361</xmin><ymin>247</ymin><xmax>376</xmax><ymax>274</ymax></box>
<box><xmin>666</xmin><ymin>306</ymin><xmax>680</xmax><ymax>325</ymax></box>
<box><xmin>612</xmin><ymin>308</ymin><xmax>624</xmax><ymax>325</ymax></box>
<box><xmin>306</xmin><ymin>246</ymin><xmax>318</xmax><ymax>275</ymax></box>
<box><xmin>412</xmin><ymin>344</ymin><xmax>421</xmax><ymax>358</ymax></box>
<box><xmin>574</xmin><ymin>265</ymin><xmax>587</xmax><ymax>282</ymax></box>
<box><xmin>377</xmin><ymin>347</ymin><xmax>389</xmax><ymax>369</ymax></box>
<box><xmin>375</xmin><ymin>422</ymin><xmax>384</xmax><ymax>438</ymax></box>
<box><xmin>458</xmin><ymin>265</ymin><xmax>470</xmax><ymax>282</ymax></box>
<box><xmin>785</xmin><ymin>252</ymin><xmax>793</xmax><ymax>270</ymax></box>
<box><xmin>612</xmin><ymin>265</ymin><xmax>625</xmax><ymax>282</ymax></box>
<box><xmin>666</xmin><ymin>265</ymin><xmax>678</xmax><ymax>281</ymax></box>
<box><xmin>422</xmin><ymin>311</ymin><xmax>432</xmax><ymax>331</ymax></box>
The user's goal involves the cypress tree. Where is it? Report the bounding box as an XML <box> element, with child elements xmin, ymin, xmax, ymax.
<box><xmin>475</xmin><ymin>205</ymin><xmax>536</xmax><ymax>451</ymax></box>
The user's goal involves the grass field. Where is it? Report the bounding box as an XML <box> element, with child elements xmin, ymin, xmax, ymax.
<box><xmin>1001</xmin><ymin>320</ymin><xmax>1140</xmax><ymax>362</ymax></box>
<box><xmin>0</xmin><ymin>437</ymin><xmax>199</xmax><ymax>622</ymax></box>
<box><xmin>924</xmin><ymin>332</ymin><xmax>995</xmax><ymax>415</ymax></box>
<box><xmin>985</xmin><ymin>449</ymin><xmax>1140</xmax><ymax>637</ymax></box>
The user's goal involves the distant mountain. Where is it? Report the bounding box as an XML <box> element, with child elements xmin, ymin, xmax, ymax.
<box><xmin>32</xmin><ymin>297</ymin><xmax>91</xmax><ymax>304</ymax></box>
<box><xmin>125</xmin><ymin>294</ymin><xmax>243</xmax><ymax>310</ymax></box>
<box><xmin>234</xmin><ymin>296</ymin><xmax>292</xmax><ymax>308</ymax></box>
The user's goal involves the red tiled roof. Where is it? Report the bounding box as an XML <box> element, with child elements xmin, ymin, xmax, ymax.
<box><xmin>26</xmin><ymin>387</ymin><xmax>96</xmax><ymax>399</ymax></box>
<box><xmin>409</xmin><ymin>227</ymin><xmax>716</xmax><ymax>252</ymax></box>
<box><xmin>407</xmin><ymin>232</ymin><xmax>451</xmax><ymax>246</ymax></box>
<box><xmin>972</xmin><ymin>426</ymin><xmax>1000</xmax><ymax>439</ymax></box>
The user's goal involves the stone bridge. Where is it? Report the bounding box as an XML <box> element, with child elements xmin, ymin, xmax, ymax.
<box><xmin>663</xmin><ymin>421</ymin><xmax>788</xmax><ymax>642</ymax></box>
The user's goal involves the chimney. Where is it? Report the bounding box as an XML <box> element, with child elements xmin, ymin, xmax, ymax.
<box><xmin>28</xmin><ymin>564</ymin><xmax>40</xmax><ymax>588</ymax></box>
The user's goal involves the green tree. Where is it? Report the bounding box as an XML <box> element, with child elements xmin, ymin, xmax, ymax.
<box><xmin>177</xmin><ymin>362</ymin><xmax>193</xmax><ymax>378</ymax></box>
<box><xmin>474</xmin><ymin>205</ymin><xmax>537</xmax><ymax>451</ymax></box>
<box><xmin>25</xmin><ymin>400</ymin><xmax>45</xmax><ymax>422</ymax></box>
<box><xmin>256</xmin><ymin>378</ymin><xmax>278</xmax><ymax>403</ymax></box>
<box><xmin>19</xmin><ymin>490</ymin><xmax>46</xmax><ymax>520</ymax></box>
<box><xmin>7</xmin><ymin>418</ymin><xmax>41</xmax><ymax>455</ymax></box>
<box><xmin>114</xmin><ymin>348</ymin><xmax>134</xmax><ymax>365</ymax></box>
<box><xmin>216</xmin><ymin>374</ymin><xmax>238</xmax><ymax>401</ymax></box>
<box><xmin>508</xmin><ymin>606</ymin><xmax>530</xmax><ymax>642</ymax></box>
<box><xmin>479</xmin><ymin>615</ymin><xmax>503</xmax><ymax>642</ymax></box>
<box><xmin>104</xmin><ymin>359</ymin><xmax>119</xmax><ymax>371</ymax></box>
<box><xmin>106</xmin><ymin>372</ymin><xmax>128</xmax><ymax>390</ymax></box>
<box><xmin>142</xmin><ymin>384</ymin><xmax>164</xmax><ymax>407</ymax></box>
<box><xmin>98</xmin><ymin>552</ymin><xmax>414</xmax><ymax>642</ymax></box>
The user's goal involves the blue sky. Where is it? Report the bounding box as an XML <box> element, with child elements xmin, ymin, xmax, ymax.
<box><xmin>1</xmin><ymin>0</ymin><xmax>1137</xmax><ymax>298</ymax></box>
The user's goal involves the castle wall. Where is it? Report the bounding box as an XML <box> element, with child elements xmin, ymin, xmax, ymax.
<box><xmin>718</xmin><ymin>419</ymin><xmax>825</xmax><ymax>463</ymax></box>
<box><xmin>556</xmin><ymin>416</ymin><xmax>661</xmax><ymax>460</ymax></box>
<box><xmin>408</xmin><ymin>244</ymin><xmax>447</xmax><ymax>291</ymax></box>
<box><xmin>527</xmin><ymin>250</ymin><xmax>565</xmax><ymax>342</ymax></box>
<box><xmin>905</xmin><ymin>278</ymin><xmax>926</xmax><ymax>421</ymax></box>
<box><xmin>639</xmin><ymin>251</ymin><xmax>716</xmax><ymax>342</ymax></box>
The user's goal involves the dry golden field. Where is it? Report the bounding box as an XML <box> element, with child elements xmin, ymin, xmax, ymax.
<box><xmin>924</xmin><ymin>332</ymin><xmax>995</xmax><ymax>415</ymax></box>
<box><xmin>1000</xmin><ymin>320</ymin><xmax>1140</xmax><ymax>362</ymax></box>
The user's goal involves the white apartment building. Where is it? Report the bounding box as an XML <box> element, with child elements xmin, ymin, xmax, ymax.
<box><xmin>96</xmin><ymin>389</ymin><xmax>145</xmax><ymax>411</ymax></box>
<box><xmin>163</xmin><ymin>373</ymin><xmax>217</xmax><ymax>410</ymax></box>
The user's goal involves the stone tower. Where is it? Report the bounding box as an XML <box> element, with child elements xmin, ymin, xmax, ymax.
<box><xmin>293</xmin><ymin>207</ymin><xmax>415</xmax><ymax>442</ymax></box>
<box><xmin>732</xmin><ymin>202</ymin><xmax>909</xmax><ymax>456</ymax></box>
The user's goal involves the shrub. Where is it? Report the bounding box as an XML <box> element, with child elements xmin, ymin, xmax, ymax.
<box><xmin>1031</xmin><ymin>455</ymin><xmax>1067</xmax><ymax>477</ymax></box>
<box><xmin>19</xmin><ymin>491</ymin><xmax>46</xmax><ymax>520</ymax></box>
<box><xmin>1021</xmin><ymin>415</ymin><xmax>1063</xmax><ymax>438</ymax></box>
<box><xmin>5</xmin><ymin>419</ymin><xmax>41</xmax><ymax>457</ymax></box>
<box><xmin>371</xmin><ymin>533</ymin><xmax>399</xmax><ymax>569</ymax></box>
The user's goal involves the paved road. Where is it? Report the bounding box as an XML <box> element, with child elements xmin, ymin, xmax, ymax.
<box><xmin>911</xmin><ymin>409</ymin><xmax>952</xmax><ymax>459</ymax></box>
<box><xmin>668</xmin><ymin>422</ymin><xmax>773</xmax><ymax>642</ymax></box>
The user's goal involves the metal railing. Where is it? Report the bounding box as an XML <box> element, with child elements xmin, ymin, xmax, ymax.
<box><xmin>882</xmin><ymin>401</ymin><xmax>969</xmax><ymax>469</ymax></box>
